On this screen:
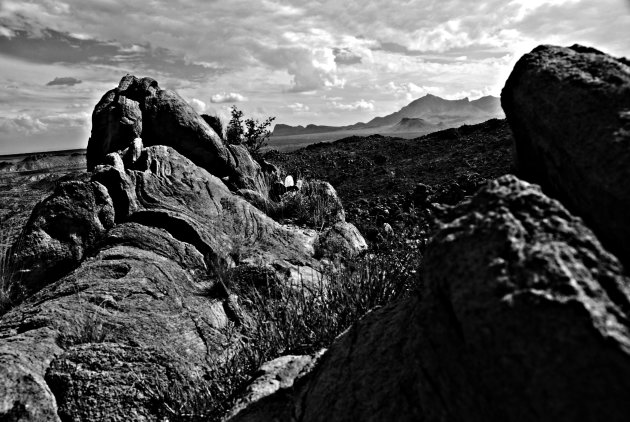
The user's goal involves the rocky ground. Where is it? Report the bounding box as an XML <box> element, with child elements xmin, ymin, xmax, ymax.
<box><xmin>267</xmin><ymin>118</ymin><xmax>513</xmax><ymax>251</ymax></box>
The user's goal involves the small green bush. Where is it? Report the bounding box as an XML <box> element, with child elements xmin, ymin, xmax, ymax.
<box><xmin>225</xmin><ymin>106</ymin><xmax>275</xmax><ymax>158</ymax></box>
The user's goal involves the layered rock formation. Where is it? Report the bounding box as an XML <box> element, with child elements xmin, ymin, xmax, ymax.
<box><xmin>502</xmin><ymin>44</ymin><xmax>630</xmax><ymax>268</ymax></box>
<box><xmin>228</xmin><ymin>175</ymin><xmax>630</xmax><ymax>422</ymax></box>
<box><xmin>0</xmin><ymin>76</ymin><xmax>365</xmax><ymax>420</ymax></box>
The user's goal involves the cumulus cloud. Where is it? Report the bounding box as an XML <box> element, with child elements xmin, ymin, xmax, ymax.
<box><xmin>287</xmin><ymin>102</ymin><xmax>310</xmax><ymax>112</ymax></box>
<box><xmin>188</xmin><ymin>98</ymin><xmax>207</xmax><ymax>113</ymax></box>
<box><xmin>39</xmin><ymin>112</ymin><xmax>90</xmax><ymax>127</ymax></box>
<box><xmin>0</xmin><ymin>0</ymin><xmax>628</xmax><ymax>149</ymax></box>
<box><xmin>0</xmin><ymin>111</ymin><xmax>90</xmax><ymax>135</ymax></box>
<box><xmin>210</xmin><ymin>92</ymin><xmax>247</xmax><ymax>103</ymax></box>
<box><xmin>0</xmin><ymin>115</ymin><xmax>47</xmax><ymax>134</ymax></box>
<box><xmin>385</xmin><ymin>82</ymin><xmax>439</xmax><ymax>101</ymax></box>
<box><xmin>46</xmin><ymin>76</ymin><xmax>82</xmax><ymax>86</ymax></box>
<box><xmin>328</xmin><ymin>99</ymin><xmax>375</xmax><ymax>111</ymax></box>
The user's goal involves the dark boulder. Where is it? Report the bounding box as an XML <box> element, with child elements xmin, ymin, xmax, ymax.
<box><xmin>227</xmin><ymin>176</ymin><xmax>630</xmax><ymax>422</ymax></box>
<box><xmin>501</xmin><ymin>44</ymin><xmax>630</xmax><ymax>268</ymax></box>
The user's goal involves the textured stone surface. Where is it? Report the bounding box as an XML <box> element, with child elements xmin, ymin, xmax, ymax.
<box><xmin>0</xmin><ymin>144</ymin><xmax>333</xmax><ymax>420</ymax></box>
<box><xmin>8</xmin><ymin>180</ymin><xmax>115</xmax><ymax>297</ymax></box>
<box><xmin>228</xmin><ymin>176</ymin><xmax>630</xmax><ymax>422</ymax></box>
<box><xmin>1</xmin><ymin>229</ymin><xmax>230</xmax><ymax>421</ymax></box>
<box><xmin>501</xmin><ymin>44</ymin><xmax>630</xmax><ymax>268</ymax></box>
<box><xmin>88</xmin><ymin>75</ymin><xmax>273</xmax><ymax>196</ymax></box>
<box><xmin>223</xmin><ymin>352</ymin><xmax>324</xmax><ymax>421</ymax></box>
<box><xmin>314</xmin><ymin>221</ymin><xmax>368</xmax><ymax>259</ymax></box>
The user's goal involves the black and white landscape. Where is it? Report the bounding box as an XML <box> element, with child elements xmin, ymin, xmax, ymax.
<box><xmin>1</xmin><ymin>1</ymin><xmax>630</xmax><ymax>421</ymax></box>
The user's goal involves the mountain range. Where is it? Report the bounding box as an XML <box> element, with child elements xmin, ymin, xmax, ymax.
<box><xmin>272</xmin><ymin>94</ymin><xmax>504</xmax><ymax>138</ymax></box>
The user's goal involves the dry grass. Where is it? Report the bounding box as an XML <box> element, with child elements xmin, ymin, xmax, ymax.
<box><xmin>278</xmin><ymin>180</ymin><xmax>344</xmax><ymax>231</ymax></box>
<box><xmin>149</xmin><ymin>239</ymin><xmax>421</xmax><ymax>421</ymax></box>
<box><xmin>0</xmin><ymin>227</ymin><xmax>25</xmax><ymax>316</ymax></box>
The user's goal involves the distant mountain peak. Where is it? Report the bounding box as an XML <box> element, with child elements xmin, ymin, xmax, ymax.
<box><xmin>272</xmin><ymin>94</ymin><xmax>504</xmax><ymax>137</ymax></box>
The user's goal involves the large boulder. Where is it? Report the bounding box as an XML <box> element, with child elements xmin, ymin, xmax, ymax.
<box><xmin>501</xmin><ymin>44</ymin><xmax>630</xmax><ymax>268</ymax></box>
<box><xmin>0</xmin><ymin>142</ymin><xmax>329</xmax><ymax>420</ymax></box>
<box><xmin>88</xmin><ymin>75</ymin><xmax>274</xmax><ymax>196</ymax></box>
<box><xmin>227</xmin><ymin>176</ymin><xmax>630</xmax><ymax>422</ymax></box>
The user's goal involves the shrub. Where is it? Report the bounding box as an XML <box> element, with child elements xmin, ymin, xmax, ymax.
<box><xmin>278</xmin><ymin>180</ymin><xmax>344</xmax><ymax>230</ymax></box>
<box><xmin>225</xmin><ymin>106</ymin><xmax>275</xmax><ymax>158</ymax></box>
<box><xmin>169</xmin><ymin>242</ymin><xmax>422</xmax><ymax>421</ymax></box>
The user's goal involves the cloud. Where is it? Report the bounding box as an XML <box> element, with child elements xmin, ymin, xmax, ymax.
<box><xmin>328</xmin><ymin>99</ymin><xmax>375</xmax><ymax>111</ymax></box>
<box><xmin>384</xmin><ymin>82</ymin><xmax>440</xmax><ymax>101</ymax></box>
<box><xmin>0</xmin><ymin>26</ymin><xmax>225</xmax><ymax>81</ymax></box>
<box><xmin>287</xmin><ymin>102</ymin><xmax>310</xmax><ymax>112</ymax></box>
<box><xmin>210</xmin><ymin>92</ymin><xmax>247</xmax><ymax>103</ymax></box>
<box><xmin>333</xmin><ymin>48</ymin><xmax>362</xmax><ymax>65</ymax></box>
<box><xmin>46</xmin><ymin>76</ymin><xmax>82</xmax><ymax>86</ymax></box>
<box><xmin>188</xmin><ymin>98</ymin><xmax>207</xmax><ymax>113</ymax></box>
<box><xmin>0</xmin><ymin>115</ymin><xmax>47</xmax><ymax>134</ymax></box>
<box><xmin>374</xmin><ymin>41</ymin><xmax>424</xmax><ymax>56</ymax></box>
<box><xmin>0</xmin><ymin>0</ymin><xmax>628</xmax><ymax>149</ymax></box>
<box><xmin>39</xmin><ymin>112</ymin><xmax>90</xmax><ymax>127</ymax></box>
<box><xmin>0</xmin><ymin>111</ymin><xmax>90</xmax><ymax>135</ymax></box>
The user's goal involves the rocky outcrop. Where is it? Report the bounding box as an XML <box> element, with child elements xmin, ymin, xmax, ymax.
<box><xmin>501</xmin><ymin>44</ymin><xmax>630</xmax><ymax>268</ymax></box>
<box><xmin>1</xmin><ymin>87</ymin><xmax>364</xmax><ymax>418</ymax></box>
<box><xmin>227</xmin><ymin>176</ymin><xmax>630</xmax><ymax>422</ymax></box>
<box><xmin>88</xmin><ymin>75</ymin><xmax>273</xmax><ymax>196</ymax></box>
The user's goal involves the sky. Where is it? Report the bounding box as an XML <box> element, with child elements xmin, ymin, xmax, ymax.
<box><xmin>0</xmin><ymin>0</ymin><xmax>629</xmax><ymax>154</ymax></box>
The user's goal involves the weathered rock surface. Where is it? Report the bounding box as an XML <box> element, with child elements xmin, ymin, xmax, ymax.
<box><xmin>88</xmin><ymin>75</ymin><xmax>273</xmax><ymax>196</ymax></box>
<box><xmin>502</xmin><ymin>44</ymin><xmax>630</xmax><ymax>268</ymax></box>
<box><xmin>8</xmin><ymin>181</ymin><xmax>115</xmax><ymax>297</ymax></box>
<box><xmin>1</xmin><ymin>226</ymin><xmax>231</xmax><ymax>421</ymax></box>
<box><xmin>228</xmin><ymin>175</ymin><xmax>630</xmax><ymax>422</ymax></box>
<box><xmin>223</xmin><ymin>352</ymin><xmax>324</xmax><ymax>421</ymax></box>
<box><xmin>1</xmin><ymin>140</ymin><xmax>341</xmax><ymax>419</ymax></box>
<box><xmin>314</xmin><ymin>221</ymin><xmax>368</xmax><ymax>259</ymax></box>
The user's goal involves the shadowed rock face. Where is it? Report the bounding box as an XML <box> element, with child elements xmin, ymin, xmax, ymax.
<box><xmin>227</xmin><ymin>176</ymin><xmax>630</xmax><ymax>422</ymax></box>
<box><xmin>88</xmin><ymin>75</ymin><xmax>272</xmax><ymax>196</ymax></box>
<box><xmin>501</xmin><ymin>44</ymin><xmax>630</xmax><ymax>268</ymax></box>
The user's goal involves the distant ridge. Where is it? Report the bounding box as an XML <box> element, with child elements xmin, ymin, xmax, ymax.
<box><xmin>272</xmin><ymin>94</ymin><xmax>504</xmax><ymax>137</ymax></box>
<box><xmin>390</xmin><ymin>117</ymin><xmax>436</xmax><ymax>133</ymax></box>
